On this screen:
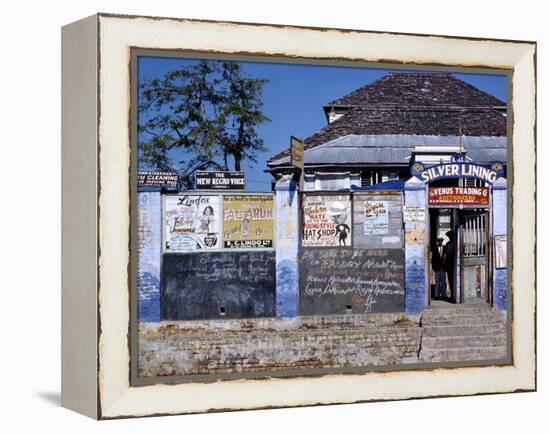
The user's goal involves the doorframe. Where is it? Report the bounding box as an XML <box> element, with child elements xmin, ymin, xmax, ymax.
<box><xmin>427</xmin><ymin>207</ymin><xmax>457</xmax><ymax>305</ymax></box>
<box><xmin>458</xmin><ymin>208</ymin><xmax>492</xmax><ymax>305</ymax></box>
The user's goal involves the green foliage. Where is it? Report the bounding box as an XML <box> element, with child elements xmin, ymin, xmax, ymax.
<box><xmin>138</xmin><ymin>60</ymin><xmax>270</xmax><ymax>188</ymax></box>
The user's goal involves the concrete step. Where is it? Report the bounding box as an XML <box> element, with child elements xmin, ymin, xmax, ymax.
<box><xmin>423</xmin><ymin>306</ymin><xmax>495</xmax><ymax>316</ymax></box>
<box><xmin>421</xmin><ymin>313</ymin><xmax>504</xmax><ymax>326</ymax></box>
<box><xmin>422</xmin><ymin>323</ymin><xmax>505</xmax><ymax>337</ymax></box>
<box><xmin>421</xmin><ymin>334</ymin><xmax>506</xmax><ymax>349</ymax></box>
<box><xmin>419</xmin><ymin>346</ymin><xmax>507</xmax><ymax>363</ymax></box>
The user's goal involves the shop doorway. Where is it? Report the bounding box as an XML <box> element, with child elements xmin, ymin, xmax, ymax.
<box><xmin>459</xmin><ymin>210</ymin><xmax>490</xmax><ymax>304</ymax></box>
<box><xmin>428</xmin><ymin>208</ymin><xmax>490</xmax><ymax>305</ymax></box>
<box><xmin>429</xmin><ymin>208</ymin><xmax>455</xmax><ymax>303</ymax></box>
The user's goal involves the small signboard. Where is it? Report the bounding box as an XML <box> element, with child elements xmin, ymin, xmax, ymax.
<box><xmin>137</xmin><ymin>171</ymin><xmax>179</xmax><ymax>190</ymax></box>
<box><xmin>428</xmin><ymin>186</ymin><xmax>489</xmax><ymax>207</ymax></box>
<box><xmin>403</xmin><ymin>206</ymin><xmax>426</xmax><ymax>223</ymax></box>
<box><xmin>494</xmin><ymin>234</ymin><xmax>507</xmax><ymax>269</ymax></box>
<box><xmin>290</xmin><ymin>136</ymin><xmax>304</xmax><ymax>169</ymax></box>
<box><xmin>195</xmin><ymin>171</ymin><xmax>245</xmax><ymax>190</ymax></box>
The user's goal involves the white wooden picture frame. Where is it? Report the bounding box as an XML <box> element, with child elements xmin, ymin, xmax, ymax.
<box><xmin>61</xmin><ymin>13</ymin><xmax>536</xmax><ymax>419</ymax></box>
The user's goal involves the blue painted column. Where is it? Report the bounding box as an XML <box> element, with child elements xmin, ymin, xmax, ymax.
<box><xmin>404</xmin><ymin>177</ymin><xmax>428</xmax><ymax>315</ymax></box>
<box><xmin>137</xmin><ymin>189</ymin><xmax>162</xmax><ymax>322</ymax></box>
<box><xmin>492</xmin><ymin>178</ymin><xmax>507</xmax><ymax>312</ymax></box>
<box><xmin>275</xmin><ymin>179</ymin><xmax>300</xmax><ymax>318</ymax></box>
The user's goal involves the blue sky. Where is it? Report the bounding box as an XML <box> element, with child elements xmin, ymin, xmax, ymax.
<box><xmin>138</xmin><ymin>56</ymin><xmax>507</xmax><ymax>191</ymax></box>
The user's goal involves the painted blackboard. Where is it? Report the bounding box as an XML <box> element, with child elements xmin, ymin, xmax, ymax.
<box><xmin>299</xmin><ymin>248</ymin><xmax>405</xmax><ymax>315</ymax></box>
<box><xmin>162</xmin><ymin>251</ymin><xmax>276</xmax><ymax>320</ymax></box>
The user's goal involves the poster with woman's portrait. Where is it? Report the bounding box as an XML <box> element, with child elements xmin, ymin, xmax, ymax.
<box><xmin>163</xmin><ymin>195</ymin><xmax>220</xmax><ymax>252</ymax></box>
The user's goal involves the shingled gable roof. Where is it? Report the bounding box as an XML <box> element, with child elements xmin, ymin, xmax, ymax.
<box><xmin>324</xmin><ymin>72</ymin><xmax>506</xmax><ymax>112</ymax></box>
<box><xmin>268</xmin><ymin>72</ymin><xmax>507</xmax><ymax>166</ymax></box>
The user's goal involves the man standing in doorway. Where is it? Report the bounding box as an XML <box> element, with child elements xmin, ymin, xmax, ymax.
<box><xmin>444</xmin><ymin>230</ymin><xmax>456</xmax><ymax>298</ymax></box>
<box><xmin>431</xmin><ymin>237</ymin><xmax>446</xmax><ymax>299</ymax></box>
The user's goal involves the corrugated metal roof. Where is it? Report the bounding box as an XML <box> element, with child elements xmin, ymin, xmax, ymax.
<box><xmin>269</xmin><ymin>134</ymin><xmax>507</xmax><ymax>166</ymax></box>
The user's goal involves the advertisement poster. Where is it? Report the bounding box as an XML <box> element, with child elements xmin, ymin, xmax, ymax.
<box><xmin>222</xmin><ymin>195</ymin><xmax>274</xmax><ymax>248</ymax></box>
<box><xmin>302</xmin><ymin>195</ymin><xmax>352</xmax><ymax>247</ymax></box>
<box><xmin>164</xmin><ymin>195</ymin><xmax>220</xmax><ymax>252</ymax></box>
<box><xmin>363</xmin><ymin>201</ymin><xmax>389</xmax><ymax>235</ymax></box>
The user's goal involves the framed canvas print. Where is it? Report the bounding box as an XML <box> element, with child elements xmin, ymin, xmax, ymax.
<box><xmin>61</xmin><ymin>13</ymin><xmax>536</xmax><ymax>419</ymax></box>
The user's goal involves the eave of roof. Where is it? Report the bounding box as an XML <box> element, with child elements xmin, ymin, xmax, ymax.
<box><xmin>268</xmin><ymin>134</ymin><xmax>507</xmax><ymax>168</ymax></box>
<box><xmin>269</xmin><ymin>106</ymin><xmax>507</xmax><ymax>163</ymax></box>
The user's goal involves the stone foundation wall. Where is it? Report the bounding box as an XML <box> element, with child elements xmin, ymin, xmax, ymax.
<box><xmin>138</xmin><ymin>313</ymin><xmax>421</xmax><ymax>377</ymax></box>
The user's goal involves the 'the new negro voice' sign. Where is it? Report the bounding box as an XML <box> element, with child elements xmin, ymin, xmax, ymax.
<box><xmin>428</xmin><ymin>186</ymin><xmax>489</xmax><ymax>206</ymax></box>
<box><xmin>195</xmin><ymin>171</ymin><xmax>245</xmax><ymax>190</ymax></box>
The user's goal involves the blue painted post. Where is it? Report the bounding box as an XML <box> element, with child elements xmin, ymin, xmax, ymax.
<box><xmin>137</xmin><ymin>190</ymin><xmax>162</xmax><ymax>322</ymax></box>
<box><xmin>404</xmin><ymin>177</ymin><xmax>428</xmax><ymax>315</ymax></box>
<box><xmin>275</xmin><ymin>179</ymin><xmax>300</xmax><ymax>318</ymax></box>
<box><xmin>492</xmin><ymin>178</ymin><xmax>507</xmax><ymax>312</ymax></box>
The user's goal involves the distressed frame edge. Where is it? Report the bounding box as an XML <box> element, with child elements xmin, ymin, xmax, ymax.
<box><xmin>94</xmin><ymin>14</ymin><xmax>536</xmax><ymax>419</ymax></box>
<box><xmin>61</xmin><ymin>13</ymin><xmax>100</xmax><ymax>420</ymax></box>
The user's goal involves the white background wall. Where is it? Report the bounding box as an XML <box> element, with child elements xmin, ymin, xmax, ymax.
<box><xmin>1</xmin><ymin>1</ymin><xmax>546</xmax><ymax>432</ymax></box>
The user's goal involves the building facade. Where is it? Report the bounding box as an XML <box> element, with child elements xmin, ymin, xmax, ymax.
<box><xmin>135</xmin><ymin>73</ymin><xmax>509</xmax><ymax>374</ymax></box>
<box><xmin>267</xmin><ymin>72</ymin><xmax>508</xmax><ymax>315</ymax></box>
<box><xmin>137</xmin><ymin>73</ymin><xmax>508</xmax><ymax>323</ymax></box>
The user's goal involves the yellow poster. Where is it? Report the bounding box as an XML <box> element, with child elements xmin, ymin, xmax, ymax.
<box><xmin>222</xmin><ymin>195</ymin><xmax>274</xmax><ymax>248</ymax></box>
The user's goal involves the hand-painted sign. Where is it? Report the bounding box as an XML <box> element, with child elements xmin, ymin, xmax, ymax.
<box><xmin>403</xmin><ymin>206</ymin><xmax>426</xmax><ymax>223</ymax></box>
<box><xmin>411</xmin><ymin>162</ymin><xmax>504</xmax><ymax>184</ymax></box>
<box><xmin>299</xmin><ymin>248</ymin><xmax>405</xmax><ymax>315</ymax></box>
<box><xmin>429</xmin><ymin>186</ymin><xmax>489</xmax><ymax>206</ymax></box>
<box><xmin>195</xmin><ymin>171</ymin><xmax>245</xmax><ymax>190</ymax></box>
<box><xmin>222</xmin><ymin>195</ymin><xmax>274</xmax><ymax>248</ymax></box>
<box><xmin>163</xmin><ymin>195</ymin><xmax>220</xmax><ymax>252</ymax></box>
<box><xmin>138</xmin><ymin>171</ymin><xmax>179</xmax><ymax>190</ymax></box>
<box><xmin>302</xmin><ymin>194</ymin><xmax>352</xmax><ymax>247</ymax></box>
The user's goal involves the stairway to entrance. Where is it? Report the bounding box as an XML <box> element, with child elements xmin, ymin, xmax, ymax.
<box><xmin>419</xmin><ymin>303</ymin><xmax>508</xmax><ymax>363</ymax></box>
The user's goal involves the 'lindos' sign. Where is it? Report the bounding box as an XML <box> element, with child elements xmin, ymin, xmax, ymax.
<box><xmin>195</xmin><ymin>171</ymin><xmax>245</xmax><ymax>190</ymax></box>
<box><xmin>411</xmin><ymin>162</ymin><xmax>504</xmax><ymax>184</ymax></box>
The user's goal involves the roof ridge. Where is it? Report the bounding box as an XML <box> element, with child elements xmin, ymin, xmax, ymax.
<box><xmin>324</xmin><ymin>72</ymin><xmax>505</xmax><ymax>108</ymax></box>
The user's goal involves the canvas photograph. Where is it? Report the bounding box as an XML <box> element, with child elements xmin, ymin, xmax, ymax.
<box><xmin>131</xmin><ymin>52</ymin><xmax>511</xmax><ymax>383</ymax></box>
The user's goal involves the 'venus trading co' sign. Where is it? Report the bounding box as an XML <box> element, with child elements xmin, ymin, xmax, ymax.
<box><xmin>429</xmin><ymin>186</ymin><xmax>489</xmax><ymax>207</ymax></box>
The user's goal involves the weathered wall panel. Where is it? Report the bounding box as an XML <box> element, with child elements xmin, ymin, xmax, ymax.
<box><xmin>137</xmin><ymin>191</ymin><xmax>162</xmax><ymax>322</ymax></box>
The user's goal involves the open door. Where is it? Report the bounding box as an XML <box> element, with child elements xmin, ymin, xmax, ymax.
<box><xmin>459</xmin><ymin>211</ymin><xmax>489</xmax><ymax>304</ymax></box>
